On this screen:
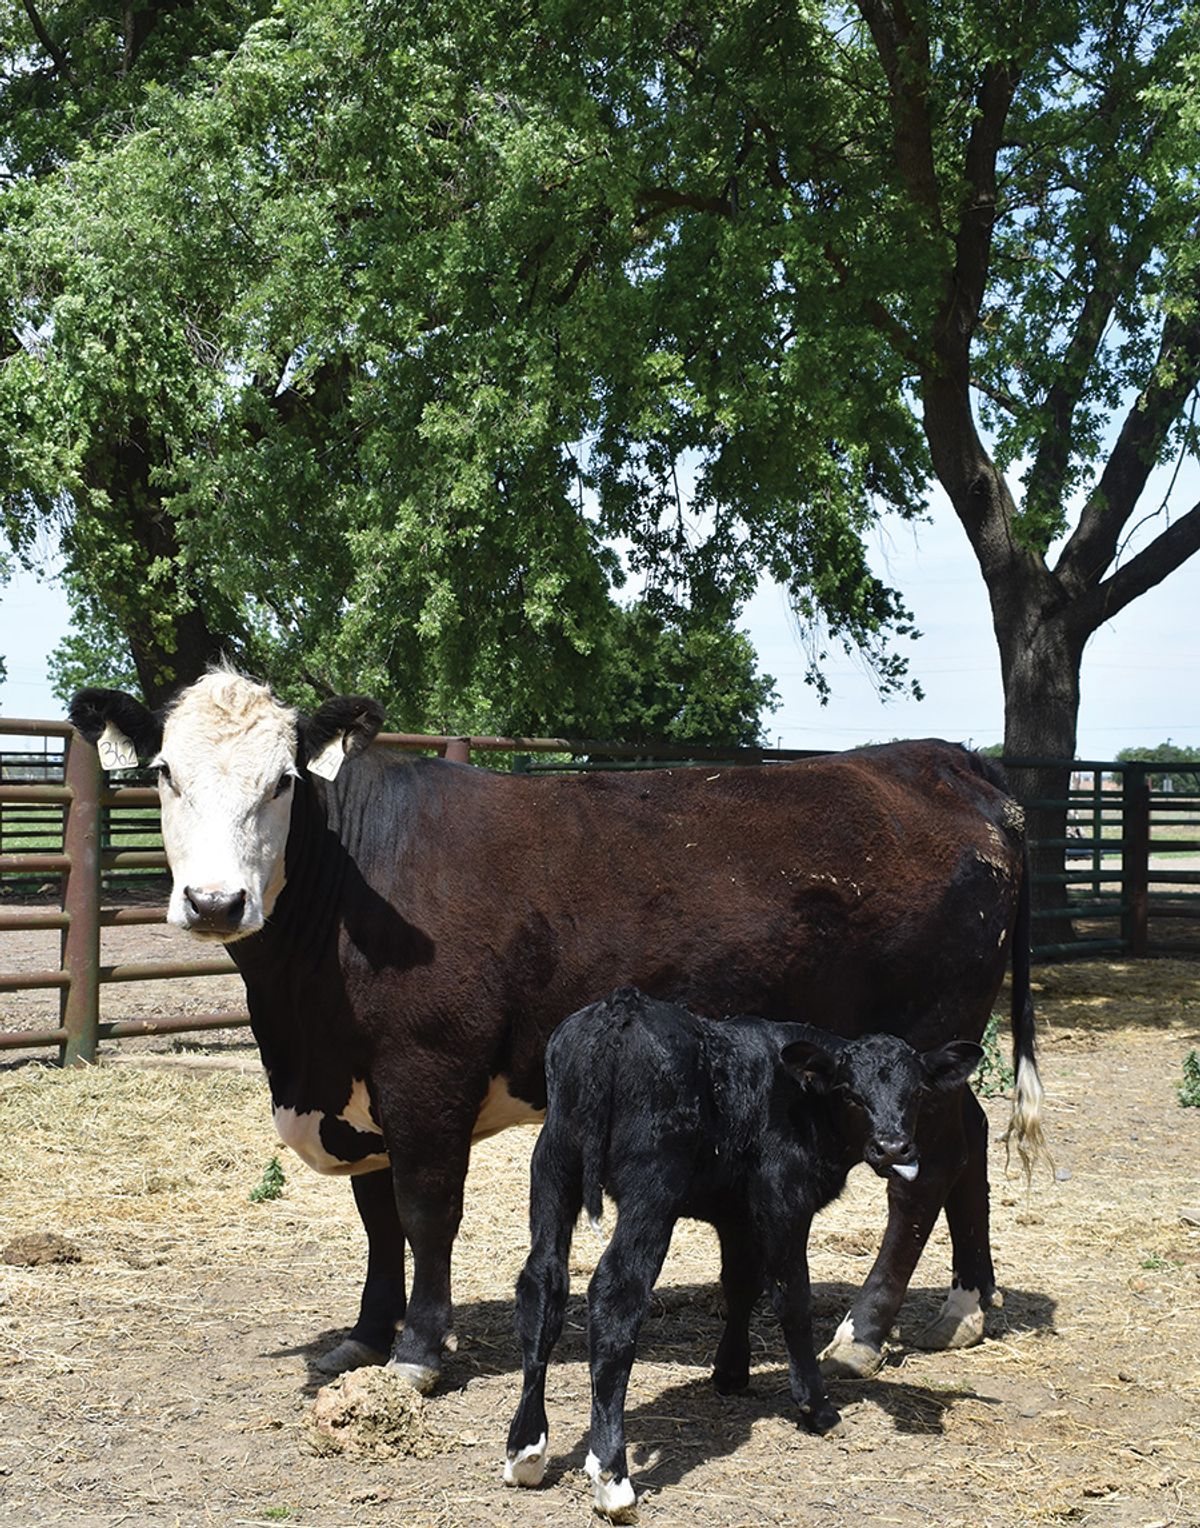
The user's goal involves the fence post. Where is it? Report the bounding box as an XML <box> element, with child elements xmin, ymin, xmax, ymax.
<box><xmin>443</xmin><ymin>737</ymin><xmax>471</xmax><ymax>765</ymax></box>
<box><xmin>1121</xmin><ymin>764</ymin><xmax>1150</xmax><ymax>958</ymax></box>
<box><xmin>59</xmin><ymin>732</ymin><xmax>102</xmax><ymax>1066</ymax></box>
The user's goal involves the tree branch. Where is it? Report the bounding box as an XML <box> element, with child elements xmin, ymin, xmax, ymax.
<box><xmin>1056</xmin><ymin>303</ymin><xmax>1200</xmax><ymax>592</ymax></box>
<box><xmin>21</xmin><ymin>0</ymin><xmax>76</xmax><ymax>85</ymax></box>
<box><xmin>637</xmin><ymin>186</ymin><xmax>735</xmax><ymax>220</ymax></box>
<box><xmin>1072</xmin><ymin>498</ymin><xmax>1200</xmax><ymax>631</ymax></box>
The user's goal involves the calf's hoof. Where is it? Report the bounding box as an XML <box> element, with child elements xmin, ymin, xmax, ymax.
<box><xmin>313</xmin><ymin>1337</ymin><xmax>387</xmax><ymax>1376</ymax></box>
<box><xmin>911</xmin><ymin>1285</ymin><xmax>986</xmax><ymax>1352</ymax></box>
<box><xmin>385</xmin><ymin>1358</ymin><xmax>440</xmax><ymax>1394</ymax></box>
<box><xmin>817</xmin><ymin>1314</ymin><xmax>884</xmax><ymax>1379</ymax></box>
<box><xmin>801</xmin><ymin>1399</ymin><xmax>843</xmax><ymax>1436</ymax></box>
<box><xmin>712</xmin><ymin>1365</ymin><xmax>750</xmax><ymax>1395</ymax></box>
<box><xmin>586</xmin><ymin>1452</ymin><xmax>639</xmax><ymax>1523</ymax></box>
<box><xmin>503</xmin><ymin>1434</ymin><xmax>547</xmax><ymax>1488</ymax></box>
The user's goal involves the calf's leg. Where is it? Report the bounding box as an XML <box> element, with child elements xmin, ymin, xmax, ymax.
<box><xmin>712</xmin><ymin>1220</ymin><xmax>761</xmax><ymax>1395</ymax></box>
<box><xmin>586</xmin><ymin>1208</ymin><xmax>676</xmax><ymax>1521</ymax></box>
<box><xmin>505</xmin><ymin>1130</ymin><xmax>582</xmax><ymax>1487</ymax></box>
<box><xmin>315</xmin><ymin>1168</ymin><xmax>407</xmax><ymax>1375</ymax></box>
<box><xmin>772</xmin><ymin>1240</ymin><xmax>840</xmax><ymax>1434</ymax></box>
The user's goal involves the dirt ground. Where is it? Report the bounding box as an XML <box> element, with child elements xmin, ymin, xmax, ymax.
<box><xmin>2</xmin><ymin>931</ymin><xmax>1199</xmax><ymax>1528</ymax></box>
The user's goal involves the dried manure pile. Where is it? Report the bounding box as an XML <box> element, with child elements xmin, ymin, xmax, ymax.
<box><xmin>2</xmin><ymin>959</ymin><xmax>1199</xmax><ymax>1527</ymax></box>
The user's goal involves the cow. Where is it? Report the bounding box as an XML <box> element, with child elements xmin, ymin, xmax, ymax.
<box><xmin>504</xmin><ymin>988</ymin><xmax>984</xmax><ymax>1516</ymax></box>
<box><xmin>68</xmin><ymin>667</ymin><xmax>1042</xmax><ymax>1395</ymax></box>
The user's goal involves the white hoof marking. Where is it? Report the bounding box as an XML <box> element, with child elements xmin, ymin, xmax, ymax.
<box><xmin>503</xmin><ymin>1434</ymin><xmax>547</xmax><ymax>1487</ymax></box>
<box><xmin>594</xmin><ymin>1473</ymin><xmax>637</xmax><ymax>1520</ymax></box>
<box><xmin>912</xmin><ymin>1285</ymin><xmax>985</xmax><ymax>1351</ymax></box>
<box><xmin>817</xmin><ymin>1313</ymin><xmax>884</xmax><ymax>1378</ymax></box>
<box><xmin>386</xmin><ymin>1358</ymin><xmax>440</xmax><ymax>1394</ymax></box>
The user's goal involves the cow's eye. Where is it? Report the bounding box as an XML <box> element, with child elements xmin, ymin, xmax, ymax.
<box><xmin>273</xmin><ymin>773</ymin><xmax>293</xmax><ymax>799</ymax></box>
<box><xmin>157</xmin><ymin>763</ymin><xmax>178</xmax><ymax>793</ymax></box>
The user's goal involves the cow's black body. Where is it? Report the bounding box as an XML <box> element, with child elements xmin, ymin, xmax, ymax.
<box><xmin>505</xmin><ymin>990</ymin><xmax>981</xmax><ymax>1512</ymax></box>
<box><xmin>71</xmin><ymin>682</ymin><xmax>1038</xmax><ymax>1391</ymax></box>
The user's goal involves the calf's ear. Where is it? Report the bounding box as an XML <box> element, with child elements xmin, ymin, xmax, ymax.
<box><xmin>300</xmin><ymin>696</ymin><xmax>385</xmax><ymax>777</ymax></box>
<box><xmin>922</xmin><ymin>1040</ymin><xmax>984</xmax><ymax>1093</ymax></box>
<box><xmin>780</xmin><ymin>1038</ymin><xmax>839</xmax><ymax>1092</ymax></box>
<box><xmin>68</xmin><ymin>689</ymin><xmax>164</xmax><ymax>761</ymax></box>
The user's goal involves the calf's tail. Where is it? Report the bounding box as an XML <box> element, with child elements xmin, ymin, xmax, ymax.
<box><xmin>579</xmin><ymin>988</ymin><xmax>639</xmax><ymax>1235</ymax></box>
<box><xmin>1003</xmin><ymin>838</ymin><xmax>1047</xmax><ymax>1181</ymax></box>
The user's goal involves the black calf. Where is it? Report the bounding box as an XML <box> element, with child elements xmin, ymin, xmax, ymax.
<box><xmin>504</xmin><ymin>989</ymin><xmax>981</xmax><ymax>1517</ymax></box>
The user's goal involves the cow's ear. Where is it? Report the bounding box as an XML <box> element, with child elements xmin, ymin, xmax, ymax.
<box><xmin>780</xmin><ymin>1038</ymin><xmax>839</xmax><ymax>1093</ymax></box>
<box><xmin>922</xmin><ymin>1040</ymin><xmax>984</xmax><ymax>1093</ymax></box>
<box><xmin>69</xmin><ymin>689</ymin><xmax>163</xmax><ymax>762</ymax></box>
<box><xmin>300</xmin><ymin>696</ymin><xmax>385</xmax><ymax>778</ymax></box>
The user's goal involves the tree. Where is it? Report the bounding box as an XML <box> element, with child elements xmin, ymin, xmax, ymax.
<box><xmin>1</xmin><ymin>1</ymin><xmax>779</xmax><ymax>736</ymax></box>
<box><xmin>1116</xmin><ymin>742</ymin><xmax>1200</xmax><ymax>792</ymax></box>
<box><xmin>3</xmin><ymin>0</ymin><xmax>1198</xmax><ymax>801</ymax></box>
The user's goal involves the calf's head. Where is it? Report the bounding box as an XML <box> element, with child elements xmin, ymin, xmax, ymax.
<box><xmin>69</xmin><ymin>671</ymin><xmax>383</xmax><ymax>941</ymax></box>
<box><xmin>781</xmin><ymin>1032</ymin><xmax>983</xmax><ymax>1180</ymax></box>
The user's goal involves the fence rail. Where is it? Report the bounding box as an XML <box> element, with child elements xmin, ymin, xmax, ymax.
<box><xmin>2</xmin><ymin>720</ymin><xmax>1196</xmax><ymax>1065</ymax></box>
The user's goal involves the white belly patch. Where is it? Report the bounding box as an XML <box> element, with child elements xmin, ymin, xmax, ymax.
<box><xmin>473</xmin><ymin>1075</ymin><xmax>544</xmax><ymax>1141</ymax></box>
<box><xmin>273</xmin><ymin>1077</ymin><xmax>390</xmax><ymax>1177</ymax></box>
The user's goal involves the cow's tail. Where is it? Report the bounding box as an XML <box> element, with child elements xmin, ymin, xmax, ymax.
<box><xmin>1003</xmin><ymin>839</ymin><xmax>1048</xmax><ymax>1183</ymax></box>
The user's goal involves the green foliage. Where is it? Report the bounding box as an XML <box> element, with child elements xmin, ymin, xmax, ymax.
<box><xmin>248</xmin><ymin>1155</ymin><xmax>286</xmax><ymax>1203</ymax></box>
<box><xmin>1179</xmin><ymin>1051</ymin><xmax>1200</xmax><ymax>1109</ymax></box>
<box><xmin>1116</xmin><ymin>744</ymin><xmax>1200</xmax><ymax>794</ymax></box>
<box><xmin>972</xmin><ymin>1015</ymin><xmax>1015</xmax><ymax>1100</ymax></box>
<box><xmin>2</xmin><ymin>0</ymin><xmax>1198</xmax><ymax>745</ymax></box>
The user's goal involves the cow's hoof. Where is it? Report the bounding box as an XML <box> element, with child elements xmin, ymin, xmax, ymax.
<box><xmin>586</xmin><ymin>1453</ymin><xmax>639</xmax><ymax>1523</ymax></box>
<box><xmin>712</xmin><ymin>1365</ymin><xmax>750</xmax><ymax>1395</ymax></box>
<box><xmin>386</xmin><ymin>1358</ymin><xmax>440</xmax><ymax>1394</ymax></box>
<box><xmin>817</xmin><ymin>1315</ymin><xmax>884</xmax><ymax>1379</ymax></box>
<box><xmin>911</xmin><ymin>1286</ymin><xmax>985</xmax><ymax>1351</ymax></box>
<box><xmin>313</xmin><ymin>1338</ymin><xmax>387</xmax><ymax>1376</ymax></box>
<box><xmin>503</xmin><ymin>1434</ymin><xmax>547</xmax><ymax>1488</ymax></box>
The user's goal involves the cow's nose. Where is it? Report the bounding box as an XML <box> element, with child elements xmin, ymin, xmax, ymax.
<box><xmin>182</xmin><ymin>886</ymin><xmax>247</xmax><ymax>933</ymax></box>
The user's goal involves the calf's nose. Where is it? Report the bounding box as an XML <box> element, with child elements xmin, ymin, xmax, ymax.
<box><xmin>182</xmin><ymin>885</ymin><xmax>247</xmax><ymax>933</ymax></box>
<box><xmin>867</xmin><ymin>1136</ymin><xmax>918</xmax><ymax>1180</ymax></box>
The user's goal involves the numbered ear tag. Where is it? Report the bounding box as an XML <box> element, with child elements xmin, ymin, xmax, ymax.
<box><xmin>306</xmin><ymin>734</ymin><xmax>346</xmax><ymax>780</ymax></box>
<box><xmin>98</xmin><ymin>721</ymin><xmax>139</xmax><ymax>771</ymax></box>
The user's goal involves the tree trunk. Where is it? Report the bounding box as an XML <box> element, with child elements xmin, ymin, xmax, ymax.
<box><xmin>78</xmin><ymin>422</ymin><xmax>242</xmax><ymax>709</ymax></box>
<box><xmin>992</xmin><ymin>580</ymin><xmax>1087</xmax><ymax>949</ymax></box>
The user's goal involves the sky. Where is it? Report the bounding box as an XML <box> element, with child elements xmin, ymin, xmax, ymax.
<box><xmin>2</xmin><ymin>485</ymin><xmax>1196</xmax><ymax>759</ymax></box>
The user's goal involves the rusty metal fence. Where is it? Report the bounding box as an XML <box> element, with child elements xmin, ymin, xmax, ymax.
<box><xmin>2</xmin><ymin>719</ymin><xmax>1197</xmax><ymax>1066</ymax></box>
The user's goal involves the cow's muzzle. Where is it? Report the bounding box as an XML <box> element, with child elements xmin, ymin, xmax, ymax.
<box><xmin>182</xmin><ymin>885</ymin><xmax>247</xmax><ymax>937</ymax></box>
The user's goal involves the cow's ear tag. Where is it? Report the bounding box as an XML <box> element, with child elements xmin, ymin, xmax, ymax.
<box><xmin>97</xmin><ymin>721</ymin><xmax>139</xmax><ymax>772</ymax></box>
<box><xmin>307</xmin><ymin>734</ymin><xmax>346</xmax><ymax>781</ymax></box>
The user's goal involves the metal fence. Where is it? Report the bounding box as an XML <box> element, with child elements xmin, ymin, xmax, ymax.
<box><xmin>2</xmin><ymin>719</ymin><xmax>1196</xmax><ymax>1066</ymax></box>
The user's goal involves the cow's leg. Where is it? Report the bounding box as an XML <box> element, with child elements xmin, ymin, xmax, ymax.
<box><xmin>712</xmin><ymin>1218</ymin><xmax>761</xmax><ymax>1395</ymax></box>
<box><xmin>315</xmin><ymin>1168</ymin><xmax>408</xmax><ymax>1375</ymax></box>
<box><xmin>772</xmin><ymin>1237</ymin><xmax>840</xmax><ymax>1434</ymax></box>
<box><xmin>913</xmin><ymin>1087</ymin><xmax>995</xmax><ymax>1351</ymax></box>
<box><xmin>379</xmin><ymin>1116</ymin><xmax>472</xmax><ymax>1393</ymax></box>
<box><xmin>820</xmin><ymin>1103</ymin><xmax>968</xmax><ymax>1378</ymax></box>
<box><xmin>505</xmin><ymin>1131</ymin><xmax>582</xmax><ymax>1488</ymax></box>
<box><xmin>585</xmin><ymin>1207</ymin><xmax>675</xmax><ymax>1521</ymax></box>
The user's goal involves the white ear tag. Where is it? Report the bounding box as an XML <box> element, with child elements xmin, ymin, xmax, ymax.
<box><xmin>307</xmin><ymin>734</ymin><xmax>346</xmax><ymax>780</ymax></box>
<box><xmin>97</xmin><ymin>721</ymin><xmax>139</xmax><ymax>771</ymax></box>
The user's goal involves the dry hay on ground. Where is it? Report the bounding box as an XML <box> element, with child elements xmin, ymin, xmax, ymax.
<box><xmin>1</xmin><ymin>958</ymin><xmax>1199</xmax><ymax>1526</ymax></box>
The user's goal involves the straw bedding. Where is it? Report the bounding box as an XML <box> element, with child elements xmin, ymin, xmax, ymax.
<box><xmin>1</xmin><ymin>958</ymin><xmax>1198</xmax><ymax>1526</ymax></box>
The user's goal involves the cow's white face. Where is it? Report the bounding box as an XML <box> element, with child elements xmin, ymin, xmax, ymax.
<box><xmin>154</xmin><ymin>673</ymin><xmax>299</xmax><ymax>941</ymax></box>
